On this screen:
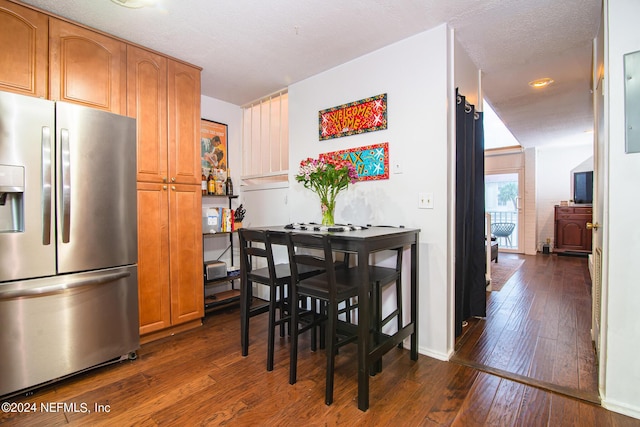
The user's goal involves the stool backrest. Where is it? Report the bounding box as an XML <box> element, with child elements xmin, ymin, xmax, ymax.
<box><xmin>285</xmin><ymin>233</ymin><xmax>338</xmax><ymax>299</ymax></box>
<box><xmin>238</xmin><ymin>228</ymin><xmax>278</xmax><ymax>286</ymax></box>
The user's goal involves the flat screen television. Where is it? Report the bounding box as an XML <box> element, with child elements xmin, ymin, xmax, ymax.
<box><xmin>573</xmin><ymin>171</ymin><xmax>593</xmax><ymax>205</ymax></box>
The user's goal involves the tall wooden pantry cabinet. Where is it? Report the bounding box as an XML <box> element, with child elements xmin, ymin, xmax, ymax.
<box><xmin>128</xmin><ymin>47</ymin><xmax>203</xmax><ymax>342</ymax></box>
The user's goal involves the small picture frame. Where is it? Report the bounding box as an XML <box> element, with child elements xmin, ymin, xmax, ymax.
<box><xmin>201</xmin><ymin>119</ymin><xmax>228</xmax><ymax>173</ymax></box>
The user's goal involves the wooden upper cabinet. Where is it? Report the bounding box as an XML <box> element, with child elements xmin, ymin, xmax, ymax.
<box><xmin>0</xmin><ymin>0</ymin><xmax>48</xmax><ymax>98</ymax></box>
<box><xmin>49</xmin><ymin>18</ymin><xmax>126</xmax><ymax>114</ymax></box>
<box><xmin>168</xmin><ymin>60</ymin><xmax>201</xmax><ymax>185</ymax></box>
<box><xmin>127</xmin><ymin>45</ymin><xmax>168</xmax><ymax>183</ymax></box>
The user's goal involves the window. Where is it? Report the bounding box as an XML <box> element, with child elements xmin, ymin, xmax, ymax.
<box><xmin>241</xmin><ymin>90</ymin><xmax>289</xmax><ymax>188</ymax></box>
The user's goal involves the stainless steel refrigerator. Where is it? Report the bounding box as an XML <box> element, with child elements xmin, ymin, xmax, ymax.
<box><xmin>0</xmin><ymin>91</ymin><xmax>139</xmax><ymax>397</ymax></box>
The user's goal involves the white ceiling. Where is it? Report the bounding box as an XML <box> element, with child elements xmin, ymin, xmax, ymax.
<box><xmin>19</xmin><ymin>0</ymin><xmax>601</xmax><ymax>149</ymax></box>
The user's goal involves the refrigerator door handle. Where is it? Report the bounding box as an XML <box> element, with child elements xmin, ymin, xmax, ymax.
<box><xmin>41</xmin><ymin>126</ymin><xmax>52</xmax><ymax>245</ymax></box>
<box><xmin>0</xmin><ymin>270</ymin><xmax>131</xmax><ymax>300</ymax></box>
<box><xmin>61</xmin><ymin>128</ymin><xmax>71</xmax><ymax>243</ymax></box>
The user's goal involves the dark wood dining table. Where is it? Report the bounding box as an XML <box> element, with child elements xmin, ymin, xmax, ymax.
<box><xmin>243</xmin><ymin>225</ymin><xmax>420</xmax><ymax>411</ymax></box>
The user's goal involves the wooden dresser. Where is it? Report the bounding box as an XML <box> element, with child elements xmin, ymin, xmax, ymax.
<box><xmin>554</xmin><ymin>205</ymin><xmax>593</xmax><ymax>254</ymax></box>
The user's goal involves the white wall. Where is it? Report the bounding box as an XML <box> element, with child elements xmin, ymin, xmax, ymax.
<box><xmin>454</xmin><ymin>36</ymin><xmax>480</xmax><ymax>108</ymax></box>
<box><xmin>287</xmin><ymin>24</ymin><xmax>478</xmax><ymax>359</ymax></box>
<box><xmin>535</xmin><ymin>144</ymin><xmax>593</xmax><ymax>250</ymax></box>
<box><xmin>601</xmin><ymin>0</ymin><xmax>640</xmax><ymax>418</ymax></box>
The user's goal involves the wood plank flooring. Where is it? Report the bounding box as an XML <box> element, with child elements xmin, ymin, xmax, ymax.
<box><xmin>2</xmin><ymin>255</ymin><xmax>639</xmax><ymax>426</ymax></box>
<box><xmin>453</xmin><ymin>253</ymin><xmax>600</xmax><ymax>404</ymax></box>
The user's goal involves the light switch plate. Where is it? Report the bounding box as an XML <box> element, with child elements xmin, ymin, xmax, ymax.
<box><xmin>418</xmin><ymin>192</ymin><xmax>434</xmax><ymax>209</ymax></box>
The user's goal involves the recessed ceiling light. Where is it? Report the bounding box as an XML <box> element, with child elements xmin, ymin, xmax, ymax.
<box><xmin>528</xmin><ymin>78</ymin><xmax>554</xmax><ymax>88</ymax></box>
<box><xmin>110</xmin><ymin>0</ymin><xmax>156</xmax><ymax>8</ymax></box>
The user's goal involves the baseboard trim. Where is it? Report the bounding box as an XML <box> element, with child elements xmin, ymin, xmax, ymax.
<box><xmin>601</xmin><ymin>397</ymin><xmax>640</xmax><ymax>420</ymax></box>
<box><xmin>140</xmin><ymin>319</ymin><xmax>203</xmax><ymax>345</ymax></box>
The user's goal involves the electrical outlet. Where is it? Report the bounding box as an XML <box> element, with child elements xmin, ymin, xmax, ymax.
<box><xmin>418</xmin><ymin>192</ymin><xmax>434</xmax><ymax>209</ymax></box>
<box><xmin>393</xmin><ymin>162</ymin><xmax>403</xmax><ymax>174</ymax></box>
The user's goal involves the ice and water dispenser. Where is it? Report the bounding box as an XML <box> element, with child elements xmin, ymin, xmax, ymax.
<box><xmin>0</xmin><ymin>164</ymin><xmax>24</xmax><ymax>233</ymax></box>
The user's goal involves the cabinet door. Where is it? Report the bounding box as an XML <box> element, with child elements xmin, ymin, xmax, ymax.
<box><xmin>137</xmin><ymin>182</ymin><xmax>171</xmax><ymax>335</ymax></box>
<box><xmin>557</xmin><ymin>219</ymin><xmax>591</xmax><ymax>251</ymax></box>
<box><xmin>127</xmin><ymin>45</ymin><xmax>168</xmax><ymax>183</ymax></box>
<box><xmin>0</xmin><ymin>0</ymin><xmax>48</xmax><ymax>98</ymax></box>
<box><xmin>575</xmin><ymin>207</ymin><xmax>593</xmax><ymax>251</ymax></box>
<box><xmin>49</xmin><ymin>18</ymin><xmax>126</xmax><ymax>114</ymax></box>
<box><xmin>169</xmin><ymin>184</ymin><xmax>204</xmax><ymax>324</ymax></box>
<box><xmin>168</xmin><ymin>60</ymin><xmax>201</xmax><ymax>185</ymax></box>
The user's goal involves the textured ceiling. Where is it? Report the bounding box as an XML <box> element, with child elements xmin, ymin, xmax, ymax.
<box><xmin>18</xmin><ymin>0</ymin><xmax>601</xmax><ymax>148</ymax></box>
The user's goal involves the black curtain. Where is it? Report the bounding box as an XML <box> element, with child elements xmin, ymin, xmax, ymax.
<box><xmin>454</xmin><ymin>88</ymin><xmax>486</xmax><ymax>337</ymax></box>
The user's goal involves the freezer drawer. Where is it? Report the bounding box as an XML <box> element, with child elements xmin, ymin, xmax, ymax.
<box><xmin>0</xmin><ymin>266</ymin><xmax>139</xmax><ymax>397</ymax></box>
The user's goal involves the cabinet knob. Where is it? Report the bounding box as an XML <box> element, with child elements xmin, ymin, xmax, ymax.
<box><xmin>171</xmin><ymin>186</ymin><xmax>176</xmax><ymax>191</ymax></box>
<box><xmin>171</xmin><ymin>177</ymin><xmax>176</xmax><ymax>182</ymax></box>
<box><xmin>163</xmin><ymin>185</ymin><xmax>167</xmax><ymax>190</ymax></box>
<box><xmin>163</xmin><ymin>177</ymin><xmax>167</xmax><ymax>183</ymax></box>
<box><xmin>586</xmin><ymin>222</ymin><xmax>599</xmax><ymax>230</ymax></box>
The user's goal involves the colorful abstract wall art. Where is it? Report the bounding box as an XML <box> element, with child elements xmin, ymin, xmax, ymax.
<box><xmin>319</xmin><ymin>93</ymin><xmax>387</xmax><ymax>140</ymax></box>
<box><xmin>326</xmin><ymin>142</ymin><xmax>389</xmax><ymax>181</ymax></box>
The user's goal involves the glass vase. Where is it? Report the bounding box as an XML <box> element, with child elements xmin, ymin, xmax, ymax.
<box><xmin>320</xmin><ymin>195</ymin><xmax>336</xmax><ymax>226</ymax></box>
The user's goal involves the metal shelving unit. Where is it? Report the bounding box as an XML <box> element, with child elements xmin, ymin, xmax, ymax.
<box><xmin>202</xmin><ymin>195</ymin><xmax>240</xmax><ymax>312</ymax></box>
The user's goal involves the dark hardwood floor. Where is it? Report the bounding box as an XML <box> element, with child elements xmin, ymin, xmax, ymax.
<box><xmin>2</xmin><ymin>256</ymin><xmax>639</xmax><ymax>426</ymax></box>
<box><xmin>453</xmin><ymin>253</ymin><xmax>600</xmax><ymax>404</ymax></box>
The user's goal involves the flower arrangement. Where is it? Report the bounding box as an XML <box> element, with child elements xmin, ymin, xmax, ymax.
<box><xmin>295</xmin><ymin>154</ymin><xmax>358</xmax><ymax>225</ymax></box>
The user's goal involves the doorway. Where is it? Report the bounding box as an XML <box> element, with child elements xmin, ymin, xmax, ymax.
<box><xmin>485</xmin><ymin>171</ymin><xmax>523</xmax><ymax>253</ymax></box>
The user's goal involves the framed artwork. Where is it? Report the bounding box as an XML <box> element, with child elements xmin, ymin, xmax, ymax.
<box><xmin>319</xmin><ymin>93</ymin><xmax>387</xmax><ymax>140</ymax></box>
<box><xmin>325</xmin><ymin>142</ymin><xmax>389</xmax><ymax>181</ymax></box>
<box><xmin>201</xmin><ymin>119</ymin><xmax>228</xmax><ymax>173</ymax></box>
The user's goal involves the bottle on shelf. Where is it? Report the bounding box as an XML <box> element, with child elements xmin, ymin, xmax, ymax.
<box><xmin>225</xmin><ymin>168</ymin><xmax>234</xmax><ymax>196</ymax></box>
<box><xmin>201</xmin><ymin>168</ymin><xmax>208</xmax><ymax>195</ymax></box>
<box><xmin>207</xmin><ymin>169</ymin><xmax>216</xmax><ymax>195</ymax></box>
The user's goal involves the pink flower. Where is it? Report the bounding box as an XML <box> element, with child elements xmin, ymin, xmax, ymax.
<box><xmin>295</xmin><ymin>154</ymin><xmax>359</xmax><ymax>202</ymax></box>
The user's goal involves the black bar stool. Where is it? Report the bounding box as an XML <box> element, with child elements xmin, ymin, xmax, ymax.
<box><xmin>286</xmin><ymin>232</ymin><xmax>360</xmax><ymax>405</ymax></box>
<box><xmin>239</xmin><ymin>229</ymin><xmax>323</xmax><ymax>371</ymax></box>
